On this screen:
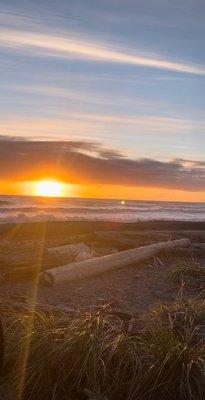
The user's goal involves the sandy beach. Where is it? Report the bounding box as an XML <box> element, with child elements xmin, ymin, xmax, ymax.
<box><xmin>1</xmin><ymin>220</ymin><xmax>204</xmax><ymax>312</ymax></box>
<box><xmin>0</xmin><ymin>220</ymin><xmax>204</xmax><ymax>400</ymax></box>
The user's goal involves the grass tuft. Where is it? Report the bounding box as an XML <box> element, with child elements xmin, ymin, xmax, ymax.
<box><xmin>0</xmin><ymin>297</ymin><xmax>205</xmax><ymax>400</ymax></box>
<box><xmin>168</xmin><ymin>259</ymin><xmax>205</xmax><ymax>287</ymax></box>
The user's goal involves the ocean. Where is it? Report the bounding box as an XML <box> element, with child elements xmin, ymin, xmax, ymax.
<box><xmin>0</xmin><ymin>195</ymin><xmax>204</xmax><ymax>223</ymax></box>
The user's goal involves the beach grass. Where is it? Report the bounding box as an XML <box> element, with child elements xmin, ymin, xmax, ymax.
<box><xmin>1</xmin><ymin>296</ymin><xmax>205</xmax><ymax>400</ymax></box>
<box><xmin>169</xmin><ymin>259</ymin><xmax>205</xmax><ymax>287</ymax></box>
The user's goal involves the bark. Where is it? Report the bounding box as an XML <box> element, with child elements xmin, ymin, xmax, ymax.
<box><xmin>40</xmin><ymin>238</ymin><xmax>191</xmax><ymax>286</ymax></box>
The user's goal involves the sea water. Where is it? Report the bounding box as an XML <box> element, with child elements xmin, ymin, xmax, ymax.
<box><xmin>0</xmin><ymin>195</ymin><xmax>204</xmax><ymax>223</ymax></box>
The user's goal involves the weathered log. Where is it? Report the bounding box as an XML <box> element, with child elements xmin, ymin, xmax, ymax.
<box><xmin>40</xmin><ymin>238</ymin><xmax>191</xmax><ymax>286</ymax></box>
<box><xmin>47</xmin><ymin>243</ymin><xmax>95</xmax><ymax>262</ymax></box>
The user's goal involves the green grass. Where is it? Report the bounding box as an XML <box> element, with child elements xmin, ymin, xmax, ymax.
<box><xmin>0</xmin><ymin>297</ymin><xmax>205</xmax><ymax>400</ymax></box>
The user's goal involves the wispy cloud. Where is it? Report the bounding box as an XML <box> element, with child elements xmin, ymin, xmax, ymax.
<box><xmin>0</xmin><ymin>83</ymin><xmax>168</xmax><ymax>111</ymax></box>
<box><xmin>76</xmin><ymin>113</ymin><xmax>204</xmax><ymax>132</ymax></box>
<box><xmin>1</xmin><ymin>28</ymin><xmax>205</xmax><ymax>75</ymax></box>
<box><xmin>0</xmin><ymin>113</ymin><xmax>203</xmax><ymax>143</ymax></box>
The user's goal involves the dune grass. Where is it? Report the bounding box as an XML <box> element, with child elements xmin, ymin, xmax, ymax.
<box><xmin>168</xmin><ymin>259</ymin><xmax>205</xmax><ymax>287</ymax></box>
<box><xmin>0</xmin><ymin>296</ymin><xmax>205</xmax><ymax>400</ymax></box>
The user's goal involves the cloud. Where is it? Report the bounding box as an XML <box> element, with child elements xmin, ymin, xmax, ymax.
<box><xmin>174</xmin><ymin>158</ymin><xmax>205</xmax><ymax>168</ymax></box>
<box><xmin>0</xmin><ymin>113</ymin><xmax>203</xmax><ymax>144</ymax></box>
<box><xmin>75</xmin><ymin>113</ymin><xmax>204</xmax><ymax>132</ymax></box>
<box><xmin>1</xmin><ymin>28</ymin><xmax>205</xmax><ymax>75</ymax></box>
<box><xmin>0</xmin><ymin>83</ymin><xmax>167</xmax><ymax>111</ymax></box>
<box><xmin>0</xmin><ymin>137</ymin><xmax>204</xmax><ymax>191</ymax></box>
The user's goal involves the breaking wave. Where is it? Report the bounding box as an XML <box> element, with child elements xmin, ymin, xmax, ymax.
<box><xmin>0</xmin><ymin>196</ymin><xmax>204</xmax><ymax>223</ymax></box>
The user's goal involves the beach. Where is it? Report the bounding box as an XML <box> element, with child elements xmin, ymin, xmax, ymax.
<box><xmin>0</xmin><ymin>217</ymin><xmax>205</xmax><ymax>399</ymax></box>
<box><xmin>1</xmin><ymin>219</ymin><xmax>204</xmax><ymax>307</ymax></box>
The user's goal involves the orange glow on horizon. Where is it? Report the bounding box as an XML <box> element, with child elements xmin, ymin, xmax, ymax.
<box><xmin>0</xmin><ymin>180</ymin><xmax>204</xmax><ymax>203</ymax></box>
<box><xmin>77</xmin><ymin>184</ymin><xmax>205</xmax><ymax>203</ymax></box>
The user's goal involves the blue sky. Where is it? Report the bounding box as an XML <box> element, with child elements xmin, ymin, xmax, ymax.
<box><xmin>0</xmin><ymin>0</ymin><xmax>204</xmax><ymax>164</ymax></box>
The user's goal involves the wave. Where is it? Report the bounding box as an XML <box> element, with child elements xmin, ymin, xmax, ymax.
<box><xmin>0</xmin><ymin>200</ymin><xmax>12</xmax><ymax>206</ymax></box>
<box><xmin>0</xmin><ymin>211</ymin><xmax>205</xmax><ymax>224</ymax></box>
<box><xmin>0</xmin><ymin>196</ymin><xmax>204</xmax><ymax>224</ymax></box>
<box><xmin>0</xmin><ymin>205</ymin><xmax>205</xmax><ymax>214</ymax></box>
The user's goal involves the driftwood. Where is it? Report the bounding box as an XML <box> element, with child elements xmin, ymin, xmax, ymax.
<box><xmin>40</xmin><ymin>238</ymin><xmax>191</xmax><ymax>286</ymax></box>
<box><xmin>47</xmin><ymin>243</ymin><xmax>95</xmax><ymax>262</ymax></box>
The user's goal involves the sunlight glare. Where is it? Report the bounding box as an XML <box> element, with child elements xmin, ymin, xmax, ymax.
<box><xmin>35</xmin><ymin>180</ymin><xmax>63</xmax><ymax>197</ymax></box>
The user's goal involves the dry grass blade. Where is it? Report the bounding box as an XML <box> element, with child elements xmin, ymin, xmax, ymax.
<box><xmin>168</xmin><ymin>259</ymin><xmax>205</xmax><ymax>288</ymax></box>
<box><xmin>0</xmin><ymin>296</ymin><xmax>205</xmax><ymax>400</ymax></box>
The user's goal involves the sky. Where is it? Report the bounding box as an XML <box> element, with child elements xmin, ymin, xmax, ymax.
<box><xmin>0</xmin><ymin>0</ymin><xmax>204</xmax><ymax>201</ymax></box>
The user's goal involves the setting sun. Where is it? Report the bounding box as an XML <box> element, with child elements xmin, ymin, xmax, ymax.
<box><xmin>35</xmin><ymin>180</ymin><xmax>63</xmax><ymax>197</ymax></box>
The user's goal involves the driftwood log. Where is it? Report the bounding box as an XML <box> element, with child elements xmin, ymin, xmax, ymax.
<box><xmin>47</xmin><ymin>243</ymin><xmax>95</xmax><ymax>262</ymax></box>
<box><xmin>40</xmin><ymin>238</ymin><xmax>191</xmax><ymax>286</ymax></box>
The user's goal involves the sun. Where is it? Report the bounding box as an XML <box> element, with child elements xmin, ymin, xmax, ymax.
<box><xmin>35</xmin><ymin>180</ymin><xmax>63</xmax><ymax>197</ymax></box>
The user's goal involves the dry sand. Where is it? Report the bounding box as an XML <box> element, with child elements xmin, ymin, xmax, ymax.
<box><xmin>0</xmin><ymin>220</ymin><xmax>204</xmax><ymax>317</ymax></box>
